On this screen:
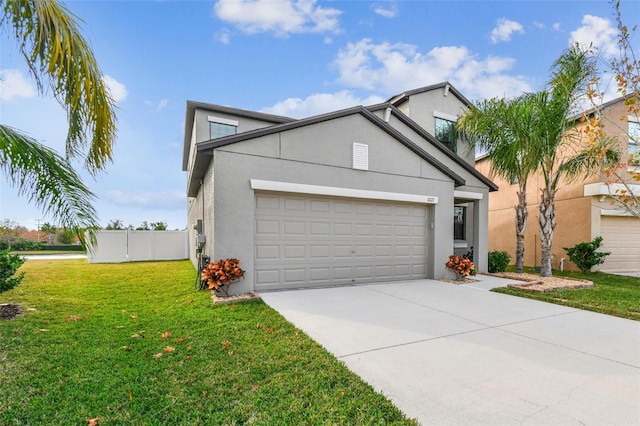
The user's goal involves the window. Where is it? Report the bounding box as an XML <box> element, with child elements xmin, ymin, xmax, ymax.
<box><xmin>454</xmin><ymin>206</ymin><xmax>465</xmax><ymax>240</ymax></box>
<box><xmin>210</xmin><ymin>122</ymin><xmax>237</xmax><ymax>139</ymax></box>
<box><xmin>629</xmin><ymin>120</ymin><xmax>640</xmax><ymax>166</ymax></box>
<box><xmin>435</xmin><ymin>117</ymin><xmax>457</xmax><ymax>152</ymax></box>
<box><xmin>208</xmin><ymin>115</ymin><xmax>238</xmax><ymax>140</ymax></box>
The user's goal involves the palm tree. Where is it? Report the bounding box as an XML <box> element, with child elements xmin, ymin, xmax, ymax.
<box><xmin>0</xmin><ymin>0</ymin><xmax>117</xmax><ymax>245</ymax></box>
<box><xmin>530</xmin><ymin>45</ymin><xmax>615</xmax><ymax>277</ymax></box>
<box><xmin>457</xmin><ymin>95</ymin><xmax>539</xmax><ymax>273</ymax></box>
<box><xmin>461</xmin><ymin>45</ymin><xmax>618</xmax><ymax>277</ymax></box>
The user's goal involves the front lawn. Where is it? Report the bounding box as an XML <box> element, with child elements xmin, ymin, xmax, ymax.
<box><xmin>493</xmin><ymin>268</ymin><xmax>640</xmax><ymax>321</ymax></box>
<box><xmin>0</xmin><ymin>259</ymin><xmax>414</xmax><ymax>424</ymax></box>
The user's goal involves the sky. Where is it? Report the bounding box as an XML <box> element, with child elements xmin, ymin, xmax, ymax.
<box><xmin>1</xmin><ymin>0</ymin><xmax>638</xmax><ymax>231</ymax></box>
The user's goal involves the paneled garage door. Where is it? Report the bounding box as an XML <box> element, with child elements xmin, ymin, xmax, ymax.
<box><xmin>254</xmin><ymin>192</ymin><xmax>429</xmax><ymax>291</ymax></box>
<box><xmin>600</xmin><ymin>216</ymin><xmax>640</xmax><ymax>271</ymax></box>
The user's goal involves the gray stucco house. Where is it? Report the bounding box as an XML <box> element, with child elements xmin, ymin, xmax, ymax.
<box><xmin>183</xmin><ymin>82</ymin><xmax>497</xmax><ymax>293</ymax></box>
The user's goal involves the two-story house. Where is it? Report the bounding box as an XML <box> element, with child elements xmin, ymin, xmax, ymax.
<box><xmin>477</xmin><ymin>96</ymin><xmax>640</xmax><ymax>273</ymax></box>
<box><xmin>182</xmin><ymin>82</ymin><xmax>497</xmax><ymax>293</ymax></box>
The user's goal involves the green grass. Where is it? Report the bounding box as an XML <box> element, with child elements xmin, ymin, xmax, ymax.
<box><xmin>0</xmin><ymin>260</ymin><xmax>414</xmax><ymax>425</ymax></box>
<box><xmin>493</xmin><ymin>267</ymin><xmax>640</xmax><ymax>320</ymax></box>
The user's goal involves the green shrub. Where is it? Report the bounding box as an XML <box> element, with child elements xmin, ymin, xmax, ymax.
<box><xmin>42</xmin><ymin>244</ymin><xmax>85</xmax><ymax>252</ymax></box>
<box><xmin>0</xmin><ymin>248</ymin><xmax>25</xmax><ymax>292</ymax></box>
<box><xmin>564</xmin><ymin>236</ymin><xmax>610</xmax><ymax>273</ymax></box>
<box><xmin>13</xmin><ymin>240</ymin><xmax>44</xmax><ymax>251</ymax></box>
<box><xmin>488</xmin><ymin>250</ymin><xmax>511</xmax><ymax>273</ymax></box>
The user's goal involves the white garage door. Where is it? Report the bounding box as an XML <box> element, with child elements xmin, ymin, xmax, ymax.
<box><xmin>254</xmin><ymin>193</ymin><xmax>429</xmax><ymax>290</ymax></box>
<box><xmin>600</xmin><ymin>216</ymin><xmax>640</xmax><ymax>272</ymax></box>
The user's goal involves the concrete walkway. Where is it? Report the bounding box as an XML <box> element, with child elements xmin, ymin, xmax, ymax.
<box><xmin>261</xmin><ymin>275</ymin><xmax>640</xmax><ymax>425</ymax></box>
<box><xmin>22</xmin><ymin>254</ymin><xmax>87</xmax><ymax>260</ymax></box>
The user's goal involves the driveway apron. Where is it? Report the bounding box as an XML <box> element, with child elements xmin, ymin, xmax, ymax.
<box><xmin>261</xmin><ymin>277</ymin><xmax>640</xmax><ymax>425</ymax></box>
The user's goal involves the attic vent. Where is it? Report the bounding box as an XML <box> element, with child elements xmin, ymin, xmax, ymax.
<box><xmin>353</xmin><ymin>143</ymin><xmax>369</xmax><ymax>170</ymax></box>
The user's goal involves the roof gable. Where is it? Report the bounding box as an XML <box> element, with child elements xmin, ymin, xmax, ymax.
<box><xmin>388</xmin><ymin>81</ymin><xmax>472</xmax><ymax>108</ymax></box>
<box><xmin>187</xmin><ymin>105</ymin><xmax>469</xmax><ymax>196</ymax></box>
<box><xmin>182</xmin><ymin>101</ymin><xmax>294</xmax><ymax>171</ymax></box>
<box><xmin>367</xmin><ymin>103</ymin><xmax>498</xmax><ymax>191</ymax></box>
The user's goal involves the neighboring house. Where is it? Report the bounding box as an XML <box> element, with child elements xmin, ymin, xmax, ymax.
<box><xmin>182</xmin><ymin>82</ymin><xmax>497</xmax><ymax>293</ymax></box>
<box><xmin>477</xmin><ymin>96</ymin><xmax>640</xmax><ymax>273</ymax></box>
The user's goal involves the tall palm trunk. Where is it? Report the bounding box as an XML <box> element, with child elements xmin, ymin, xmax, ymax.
<box><xmin>515</xmin><ymin>189</ymin><xmax>528</xmax><ymax>273</ymax></box>
<box><xmin>538</xmin><ymin>187</ymin><xmax>556</xmax><ymax>277</ymax></box>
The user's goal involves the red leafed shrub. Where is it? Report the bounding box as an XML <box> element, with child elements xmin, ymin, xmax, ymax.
<box><xmin>201</xmin><ymin>258</ymin><xmax>245</xmax><ymax>296</ymax></box>
<box><xmin>445</xmin><ymin>255</ymin><xmax>474</xmax><ymax>280</ymax></box>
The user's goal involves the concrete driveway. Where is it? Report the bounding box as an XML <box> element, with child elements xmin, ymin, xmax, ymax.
<box><xmin>261</xmin><ymin>276</ymin><xmax>640</xmax><ymax>425</ymax></box>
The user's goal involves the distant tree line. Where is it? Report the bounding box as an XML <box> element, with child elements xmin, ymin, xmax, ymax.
<box><xmin>104</xmin><ymin>219</ymin><xmax>169</xmax><ymax>231</ymax></box>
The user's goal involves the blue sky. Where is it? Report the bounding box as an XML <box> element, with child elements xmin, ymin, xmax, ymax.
<box><xmin>1</xmin><ymin>0</ymin><xmax>638</xmax><ymax>230</ymax></box>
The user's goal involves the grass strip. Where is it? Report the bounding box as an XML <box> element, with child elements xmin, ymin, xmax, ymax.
<box><xmin>493</xmin><ymin>267</ymin><xmax>640</xmax><ymax>320</ymax></box>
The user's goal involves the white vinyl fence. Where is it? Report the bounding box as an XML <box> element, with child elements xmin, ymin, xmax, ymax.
<box><xmin>87</xmin><ymin>230</ymin><xmax>189</xmax><ymax>263</ymax></box>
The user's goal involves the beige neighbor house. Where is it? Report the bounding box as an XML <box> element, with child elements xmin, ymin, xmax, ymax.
<box><xmin>477</xmin><ymin>96</ymin><xmax>640</xmax><ymax>273</ymax></box>
<box><xmin>182</xmin><ymin>82</ymin><xmax>497</xmax><ymax>294</ymax></box>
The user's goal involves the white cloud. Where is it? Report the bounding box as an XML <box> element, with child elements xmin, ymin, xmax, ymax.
<box><xmin>213</xmin><ymin>0</ymin><xmax>342</xmax><ymax>36</ymax></box>
<box><xmin>104</xmin><ymin>189</ymin><xmax>185</xmax><ymax>210</ymax></box>
<box><xmin>569</xmin><ymin>15</ymin><xmax>618</xmax><ymax>58</ymax></box>
<box><xmin>216</xmin><ymin>28</ymin><xmax>231</xmax><ymax>44</ymax></box>
<box><xmin>102</xmin><ymin>75</ymin><xmax>128</xmax><ymax>102</ymax></box>
<box><xmin>533</xmin><ymin>21</ymin><xmax>545</xmax><ymax>30</ymax></box>
<box><xmin>144</xmin><ymin>99</ymin><xmax>168</xmax><ymax>111</ymax></box>
<box><xmin>0</xmin><ymin>69</ymin><xmax>36</xmax><ymax>101</ymax></box>
<box><xmin>156</xmin><ymin>99</ymin><xmax>168</xmax><ymax>111</ymax></box>
<box><xmin>490</xmin><ymin>18</ymin><xmax>525</xmax><ymax>44</ymax></box>
<box><xmin>332</xmin><ymin>38</ymin><xmax>532</xmax><ymax>100</ymax></box>
<box><xmin>372</xmin><ymin>2</ymin><xmax>398</xmax><ymax>19</ymax></box>
<box><xmin>553</xmin><ymin>22</ymin><xmax>561</xmax><ymax>31</ymax></box>
<box><xmin>261</xmin><ymin>90</ymin><xmax>384</xmax><ymax>118</ymax></box>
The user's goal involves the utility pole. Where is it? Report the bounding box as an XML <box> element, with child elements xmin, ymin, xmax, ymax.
<box><xmin>36</xmin><ymin>219</ymin><xmax>42</xmax><ymax>243</ymax></box>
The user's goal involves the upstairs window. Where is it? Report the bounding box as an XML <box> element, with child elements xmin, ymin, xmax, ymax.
<box><xmin>435</xmin><ymin>117</ymin><xmax>457</xmax><ymax>152</ymax></box>
<box><xmin>629</xmin><ymin>120</ymin><xmax>640</xmax><ymax>166</ymax></box>
<box><xmin>208</xmin><ymin>116</ymin><xmax>238</xmax><ymax>140</ymax></box>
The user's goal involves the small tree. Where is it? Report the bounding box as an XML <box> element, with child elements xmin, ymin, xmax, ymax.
<box><xmin>0</xmin><ymin>219</ymin><xmax>26</xmax><ymax>249</ymax></box>
<box><xmin>105</xmin><ymin>219</ymin><xmax>124</xmax><ymax>230</ymax></box>
<box><xmin>136</xmin><ymin>221</ymin><xmax>150</xmax><ymax>231</ymax></box>
<box><xmin>0</xmin><ymin>248</ymin><xmax>25</xmax><ymax>293</ymax></box>
<box><xmin>56</xmin><ymin>229</ymin><xmax>74</xmax><ymax>244</ymax></box>
<box><xmin>564</xmin><ymin>236</ymin><xmax>611</xmax><ymax>273</ymax></box>
<box><xmin>151</xmin><ymin>221</ymin><xmax>167</xmax><ymax>231</ymax></box>
<box><xmin>40</xmin><ymin>222</ymin><xmax>57</xmax><ymax>244</ymax></box>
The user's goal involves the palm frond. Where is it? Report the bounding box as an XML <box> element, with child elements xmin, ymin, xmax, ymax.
<box><xmin>0</xmin><ymin>125</ymin><xmax>99</xmax><ymax>248</ymax></box>
<box><xmin>1</xmin><ymin>0</ymin><xmax>117</xmax><ymax>174</ymax></box>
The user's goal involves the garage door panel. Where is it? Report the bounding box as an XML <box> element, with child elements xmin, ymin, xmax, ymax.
<box><xmin>256</xmin><ymin>245</ymin><xmax>279</xmax><ymax>260</ymax></box>
<box><xmin>310</xmin><ymin>245</ymin><xmax>330</xmax><ymax>257</ymax></box>
<box><xmin>255</xmin><ymin>220</ymin><xmax>279</xmax><ymax>235</ymax></box>
<box><xmin>255</xmin><ymin>193</ymin><xmax>429</xmax><ymax>290</ymax></box>
<box><xmin>601</xmin><ymin>216</ymin><xmax>640</xmax><ymax>271</ymax></box>
<box><xmin>283</xmin><ymin>245</ymin><xmax>305</xmax><ymax>259</ymax></box>
<box><xmin>310</xmin><ymin>222</ymin><xmax>330</xmax><ymax>235</ymax></box>
<box><xmin>334</xmin><ymin>202</ymin><xmax>352</xmax><ymax>214</ymax></box>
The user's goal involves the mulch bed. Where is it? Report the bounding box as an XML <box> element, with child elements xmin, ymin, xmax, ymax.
<box><xmin>491</xmin><ymin>272</ymin><xmax>594</xmax><ymax>293</ymax></box>
<box><xmin>442</xmin><ymin>277</ymin><xmax>479</xmax><ymax>285</ymax></box>
<box><xmin>212</xmin><ymin>291</ymin><xmax>261</xmax><ymax>304</ymax></box>
<box><xmin>0</xmin><ymin>304</ymin><xmax>23</xmax><ymax>320</ymax></box>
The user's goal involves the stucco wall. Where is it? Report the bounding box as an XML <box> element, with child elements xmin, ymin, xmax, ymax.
<box><xmin>203</xmin><ymin>113</ymin><xmax>460</xmax><ymax>293</ymax></box>
<box><xmin>186</xmin><ymin>164</ymin><xmax>215</xmax><ymax>268</ymax></box>
<box><xmin>402</xmin><ymin>89</ymin><xmax>475</xmax><ymax>166</ymax></box>
<box><xmin>478</xmin><ymin>157</ymin><xmax>604</xmax><ymax>271</ymax></box>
